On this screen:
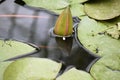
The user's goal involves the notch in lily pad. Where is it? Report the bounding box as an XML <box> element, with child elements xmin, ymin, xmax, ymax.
<box><xmin>49</xmin><ymin>6</ymin><xmax>73</xmax><ymax>40</ymax></box>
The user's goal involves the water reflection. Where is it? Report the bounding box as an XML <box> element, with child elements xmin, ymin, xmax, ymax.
<box><xmin>62</xmin><ymin>44</ymin><xmax>97</xmax><ymax>72</ymax></box>
<box><xmin>55</xmin><ymin>37</ymin><xmax>73</xmax><ymax>56</ymax></box>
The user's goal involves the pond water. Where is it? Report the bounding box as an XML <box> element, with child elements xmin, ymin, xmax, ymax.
<box><xmin>0</xmin><ymin>0</ymin><xmax>99</xmax><ymax>72</ymax></box>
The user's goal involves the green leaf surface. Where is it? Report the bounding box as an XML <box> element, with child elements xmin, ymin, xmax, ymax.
<box><xmin>106</xmin><ymin>25</ymin><xmax>120</xmax><ymax>39</ymax></box>
<box><xmin>4</xmin><ymin>58</ymin><xmax>62</xmax><ymax>80</ymax></box>
<box><xmin>99</xmin><ymin>16</ymin><xmax>120</xmax><ymax>39</ymax></box>
<box><xmin>90</xmin><ymin>54</ymin><xmax>120</xmax><ymax>80</ymax></box>
<box><xmin>23</xmin><ymin>0</ymin><xmax>69</xmax><ymax>10</ymax></box>
<box><xmin>50</xmin><ymin>4</ymin><xmax>85</xmax><ymax>17</ymax></box>
<box><xmin>67</xmin><ymin>0</ymin><xmax>88</xmax><ymax>4</ymax></box>
<box><xmin>0</xmin><ymin>40</ymin><xmax>36</xmax><ymax>61</ymax></box>
<box><xmin>85</xmin><ymin>0</ymin><xmax>120</xmax><ymax>20</ymax></box>
<box><xmin>23</xmin><ymin>0</ymin><xmax>85</xmax><ymax>17</ymax></box>
<box><xmin>100</xmin><ymin>16</ymin><xmax>120</xmax><ymax>26</ymax></box>
<box><xmin>0</xmin><ymin>61</ymin><xmax>12</xmax><ymax>80</ymax></box>
<box><xmin>70</xmin><ymin>4</ymin><xmax>85</xmax><ymax>17</ymax></box>
<box><xmin>57</xmin><ymin>68</ymin><xmax>94</xmax><ymax>80</ymax></box>
<box><xmin>77</xmin><ymin>16</ymin><xmax>120</xmax><ymax>56</ymax></box>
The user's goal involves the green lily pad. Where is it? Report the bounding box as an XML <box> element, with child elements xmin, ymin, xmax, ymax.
<box><xmin>106</xmin><ymin>25</ymin><xmax>120</xmax><ymax>39</ymax></box>
<box><xmin>0</xmin><ymin>39</ymin><xmax>37</xmax><ymax>61</ymax></box>
<box><xmin>84</xmin><ymin>0</ymin><xmax>120</xmax><ymax>20</ymax></box>
<box><xmin>99</xmin><ymin>16</ymin><xmax>120</xmax><ymax>39</ymax></box>
<box><xmin>100</xmin><ymin>16</ymin><xmax>120</xmax><ymax>30</ymax></box>
<box><xmin>90</xmin><ymin>54</ymin><xmax>120</xmax><ymax>80</ymax></box>
<box><xmin>23</xmin><ymin>0</ymin><xmax>69</xmax><ymax>10</ymax></box>
<box><xmin>100</xmin><ymin>16</ymin><xmax>120</xmax><ymax>26</ymax></box>
<box><xmin>4</xmin><ymin>58</ymin><xmax>62</xmax><ymax>80</ymax></box>
<box><xmin>50</xmin><ymin>4</ymin><xmax>85</xmax><ymax>17</ymax></box>
<box><xmin>77</xmin><ymin>16</ymin><xmax>120</xmax><ymax>56</ymax></box>
<box><xmin>23</xmin><ymin>0</ymin><xmax>85</xmax><ymax>17</ymax></box>
<box><xmin>70</xmin><ymin>4</ymin><xmax>85</xmax><ymax>17</ymax></box>
<box><xmin>0</xmin><ymin>61</ymin><xmax>12</xmax><ymax>80</ymax></box>
<box><xmin>67</xmin><ymin>0</ymin><xmax>88</xmax><ymax>4</ymax></box>
<box><xmin>57</xmin><ymin>68</ymin><xmax>94</xmax><ymax>80</ymax></box>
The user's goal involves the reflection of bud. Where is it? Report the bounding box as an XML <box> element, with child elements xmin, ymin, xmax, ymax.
<box><xmin>54</xmin><ymin>7</ymin><xmax>73</xmax><ymax>36</ymax></box>
<box><xmin>55</xmin><ymin>37</ymin><xmax>73</xmax><ymax>56</ymax></box>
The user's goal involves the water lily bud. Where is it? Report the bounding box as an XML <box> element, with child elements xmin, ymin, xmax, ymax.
<box><xmin>54</xmin><ymin>7</ymin><xmax>73</xmax><ymax>36</ymax></box>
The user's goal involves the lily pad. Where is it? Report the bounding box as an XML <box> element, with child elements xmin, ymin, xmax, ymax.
<box><xmin>90</xmin><ymin>54</ymin><xmax>120</xmax><ymax>80</ymax></box>
<box><xmin>106</xmin><ymin>25</ymin><xmax>120</xmax><ymax>39</ymax></box>
<box><xmin>0</xmin><ymin>39</ymin><xmax>37</xmax><ymax>61</ymax></box>
<box><xmin>50</xmin><ymin>4</ymin><xmax>85</xmax><ymax>17</ymax></box>
<box><xmin>0</xmin><ymin>61</ymin><xmax>12</xmax><ymax>80</ymax></box>
<box><xmin>99</xmin><ymin>16</ymin><xmax>120</xmax><ymax>39</ymax></box>
<box><xmin>77</xmin><ymin>16</ymin><xmax>120</xmax><ymax>56</ymax></box>
<box><xmin>70</xmin><ymin>4</ymin><xmax>85</xmax><ymax>17</ymax></box>
<box><xmin>84</xmin><ymin>0</ymin><xmax>120</xmax><ymax>20</ymax></box>
<box><xmin>23</xmin><ymin>0</ymin><xmax>69</xmax><ymax>10</ymax></box>
<box><xmin>4</xmin><ymin>58</ymin><xmax>62</xmax><ymax>80</ymax></box>
<box><xmin>67</xmin><ymin>0</ymin><xmax>88</xmax><ymax>4</ymax></box>
<box><xmin>100</xmin><ymin>16</ymin><xmax>120</xmax><ymax>29</ymax></box>
<box><xmin>23</xmin><ymin>0</ymin><xmax>85</xmax><ymax>17</ymax></box>
<box><xmin>57</xmin><ymin>68</ymin><xmax>94</xmax><ymax>80</ymax></box>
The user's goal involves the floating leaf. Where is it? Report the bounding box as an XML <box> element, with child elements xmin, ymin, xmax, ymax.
<box><xmin>23</xmin><ymin>0</ymin><xmax>85</xmax><ymax>18</ymax></box>
<box><xmin>99</xmin><ymin>16</ymin><xmax>120</xmax><ymax>39</ymax></box>
<box><xmin>0</xmin><ymin>39</ymin><xmax>37</xmax><ymax>61</ymax></box>
<box><xmin>117</xmin><ymin>22</ymin><xmax>120</xmax><ymax>30</ymax></box>
<box><xmin>56</xmin><ymin>68</ymin><xmax>94</xmax><ymax>80</ymax></box>
<box><xmin>23</xmin><ymin>0</ymin><xmax>69</xmax><ymax>10</ymax></box>
<box><xmin>50</xmin><ymin>4</ymin><xmax>85</xmax><ymax>17</ymax></box>
<box><xmin>4</xmin><ymin>58</ymin><xmax>62</xmax><ymax>80</ymax></box>
<box><xmin>0</xmin><ymin>61</ymin><xmax>12</xmax><ymax>80</ymax></box>
<box><xmin>106</xmin><ymin>25</ymin><xmax>120</xmax><ymax>39</ymax></box>
<box><xmin>53</xmin><ymin>7</ymin><xmax>73</xmax><ymax>36</ymax></box>
<box><xmin>70</xmin><ymin>4</ymin><xmax>85</xmax><ymax>17</ymax></box>
<box><xmin>90</xmin><ymin>54</ymin><xmax>120</xmax><ymax>80</ymax></box>
<box><xmin>67</xmin><ymin>0</ymin><xmax>88</xmax><ymax>4</ymax></box>
<box><xmin>77</xmin><ymin>16</ymin><xmax>120</xmax><ymax>56</ymax></box>
<box><xmin>99</xmin><ymin>16</ymin><xmax>120</xmax><ymax>27</ymax></box>
<box><xmin>85</xmin><ymin>0</ymin><xmax>120</xmax><ymax>20</ymax></box>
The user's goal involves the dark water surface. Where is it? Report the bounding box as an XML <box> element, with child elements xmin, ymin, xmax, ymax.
<box><xmin>0</xmin><ymin>0</ymin><xmax>98</xmax><ymax>72</ymax></box>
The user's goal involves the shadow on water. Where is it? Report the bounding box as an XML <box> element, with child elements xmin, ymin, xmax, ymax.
<box><xmin>0</xmin><ymin>0</ymin><xmax>5</xmax><ymax>4</ymax></box>
<box><xmin>14</xmin><ymin>0</ymin><xmax>25</xmax><ymax>5</ymax></box>
<box><xmin>0</xmin><ymin>0</ymin><xmax>99</xmax><ymax>72</ymax></box>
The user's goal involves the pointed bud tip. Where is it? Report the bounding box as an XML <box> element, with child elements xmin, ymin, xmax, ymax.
<box><xmin>53</xmin><ymin>6</ymin><xmax>73</xmax><ymax>36</ymax></box>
